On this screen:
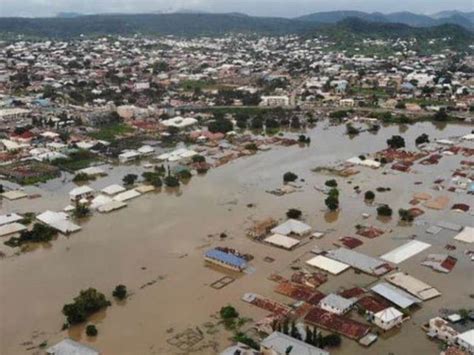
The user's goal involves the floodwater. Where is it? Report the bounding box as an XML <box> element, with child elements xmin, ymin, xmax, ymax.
<box><xmin>0</xmin><ymin>121</ymin><xmax>473</xmax><ymax>354</ymax></box>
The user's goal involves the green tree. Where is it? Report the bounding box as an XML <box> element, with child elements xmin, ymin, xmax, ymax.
<box><xmin>122</xmin><ymin>174</ymin><xmax>138</xmax><ymax>186</ymax></box>
<box><xmin>283</xmin><ymin>172</ymin><xmax>298</xmax><ymax>183</ymax></box>
<box><xmin>377</xmin><ymin>204</ymin><xmax>393</xmax><ymax>217</ymax></box>
<box><xmin>112</xmin><ymin>285</ymin><xmax>127</xmax><ymax>300</ymax></box>
<box><xmin>387</xmin><ymin>135</ymin><xmax>405</xmax><ymax>149</ymax></box>
<box><xmin>364</xmin><ymin>191</ymin><xmax>375</xmax><ymax>200</ymax></box>
<box><xmin>398</xmin><ymin>209</ymin><xmax>414</xmax><ymax>222</ymax></box>
<box><xmin>62</xmin><ymin>288</ymin><xmax>111</xmax><ymax>325</ymax></box>
<box><xmin>325</xmin><ymin>195</ymin><xmax>339</xmax><ymax>211</ymax></box>
<box><xmin>286</xmin><ymin>208</ymin><xmax>302</xmax><ymax>219</ymax></box>
<box><xmin>86</xmin><ymin>324</ymin><xmax>98</xmax><ymax>337</ymax></box>
<box><xmin>325</xmin><ymin>179</ymin><xmax>338</xmax><ymax>188</ymax></box>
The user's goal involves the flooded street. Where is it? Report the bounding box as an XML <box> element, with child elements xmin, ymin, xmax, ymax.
<box><xmin>1</xmin><ymin>121</ymin><xmax>473</xmax><ymax>355</ymax></box>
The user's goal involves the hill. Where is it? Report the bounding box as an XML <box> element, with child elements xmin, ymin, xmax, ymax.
<box><xmin>296</xmin><ymin>10</ymin><xmax>473</xmax><ymax>30</ymax></box>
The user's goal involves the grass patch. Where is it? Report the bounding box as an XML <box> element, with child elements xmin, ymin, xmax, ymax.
<box><xmin>88</xmin><ymin>123</ymin><xmax>135</xmax><ymax>141</ymax></box>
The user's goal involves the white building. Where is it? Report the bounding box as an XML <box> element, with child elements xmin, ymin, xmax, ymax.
<box><xmin>260</xmin><ymin>96</ymin><xmax>290</xmax><ymax>107</ymax></box>
<box><xmin>373</xmin><ymin>307</ymin><xmax>403</xmax><ymax>330</ymax></box>
<box><xmin>457</xmin><ymin>330</ymin><xmax>474</xmax><ymax>354</ymax></box>
<box><xmin>318</xmin><ymin>293</ymin><xmax>355</xmax><ymax>315</ymax></box>
<box><xmin>427</xmin><ymin>317</ymin><xmax>459</xmax><ymax>344</ymax></box>
<box><xmin>118</xmin><ymin>150</ymin><xmax>141</xmax><ymax>163</ymax></box>
<box><xmin>69</xmin><ymin>185</ymin><xmax>95</xmax><ymax>202</ymax></box>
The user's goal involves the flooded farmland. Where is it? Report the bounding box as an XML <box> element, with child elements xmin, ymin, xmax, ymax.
<box><xmin>1</xmin><ymin>121</ymin><xmax>473</xmax><ymax>355</ymax></box>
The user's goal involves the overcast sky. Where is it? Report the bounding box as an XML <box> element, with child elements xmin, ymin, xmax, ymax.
<box><xmin>1</xmin><ymin>0</ymin><xmax>472</xmax><ymax>18</ymax></box>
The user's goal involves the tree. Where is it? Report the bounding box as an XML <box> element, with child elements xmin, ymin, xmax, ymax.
<box><xmin>325</xmin><ymin>195</ymin><xmax>339</xmax><ymax>211</ymax></box>
<box><xmin>112</xmin><ymin>285</ymin><xmax>127</xmax><ymax>300</ymax></box>
<box><xmin>322</xmin><ymin>333</ymin><xmax>341</xmax><ymax>347</ymax></box>
<box><xmin>305</xmin><ymin>326</ymin><xmax>313</xmax><ymax>344</ymax></box>
<box><xmin>282</xmin><ymin>319</ymin><xmax>289</xmax><ymax>335</ymax></box>
<box><xmin>142</xmin><ymin>172</ymin><xmax>162</xmax><ymax>187</ymax></box>
<box><xmin>346</xmin><ymin>123</ymin><xmax>359</xmax><ymax>135</ymax></box>
<box><xmin>208</xmin><ymin>118</ymin><xmax>233</xmax><ymax>133</ymax></box>
<box><xmin>325</xmin><ymin>179</ymin><xmax>338</xmax><ymax>188</ymax></box>
<box><xmin>283</xmin><ymin>172</ymin><xmax>298</xmax><ymax>183</ymax></box>
<box><xmin>398</xmin><ymin>208</ymin><xmax>414</xmax><ymax>222</ymax></box>
<box><xmin>415</xmin><ymin>133</ymin><xmax>430</xmax><ymax>145</ymax></box>
<box><xmin>220</xmin><ymin>305</ymin><xmax>239</xmax><ymax>319</ymax></box>
<box><xmin>122</xmin><ymin>174</ymin><xmax>138</xmax><ymax>186</ymax></box>
<box><xmin>86</xmin><ymin>324</ymin><xmax>98</xmax><ymax>337</ymax></box>
<box><xmin>364</xmin><ymin>191</ymin><xmax>375</xmax><ymax>200</ymax></box>
<box><xmin>387</xmin><ymin>135</ymin><xmax>405</xmax><ymax>149</ymax></box>
<box><xmin>164</xmin><ymin>175</ymin><xmax>180</xmax><ymax>187</ymax></box>
<box><xmin>433</xmin><ymin>109</ymin><xmax>449</xmax><ymax>122</ymax></box>
<box><xmin>290</xmin><ymin>321</ymin><xmax>300</xmax><ymax>339</ymax></box>
<box><xmin>73</xmin><ymin>172</ymin><xmax>90</xmax><ymax>183</ymax></box>
<box><xmin>377</xmin><ymin>204</ymin><xmax>393</xmax><ymax>217</ymax></box>
<box><xmin>286</xmin><ymin>209</ymin><xmax>302</xmax><ymax>219</ymax></box>
<box><xmin>192</xmin><ymin>155</ymin><xmax>205</xmax><ymax>163</ymax></box>
<box><xmin>73</xmin><ymin>203</ymin><xmax>90</xmax><ymax>219</ymax></box>
<box><xmin>62</xmin><ymin>288</ymin><xmax>111</xmax><ymax>325</ymax></box>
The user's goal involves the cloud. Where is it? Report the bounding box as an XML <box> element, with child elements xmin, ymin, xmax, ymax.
<box><xmin>0</xmin><ymin>0</ymin><xmax>472</xmax><ymax>17</ymax></box>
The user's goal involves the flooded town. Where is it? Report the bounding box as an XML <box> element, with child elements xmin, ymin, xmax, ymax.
<box><xmin>0</xmin><ymin>6</ymin><xmax>473</xmax><ymax>355</ymax></box>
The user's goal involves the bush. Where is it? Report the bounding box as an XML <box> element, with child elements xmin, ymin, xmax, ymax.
<box><xmin>220</xmin><ymin>305</ymin><xmax>239</xmax><ymax>320</ymax></box>
<box><xmin>86</xmin><ymin>325</ymin><xmax>98</xmax><ymax>337</ymax></box>
<box><xmin>208</xmin><ymin>118</ymin><xmax>233</xmax><ymax>133</ymax></box>
<box><xmin>73</xmin><ymin>172</ymin><xmax>91</xmax><ymax>182</ymax></box>
<box><xmin>233</xmin><ymin>332</ymin><xmax>259</xmax><ymax>350</ymax></box>
<box><xmin>328</xmin><ymin>188</ymin><xmax>339</xmax><ymax>198</ymax></box>
<box><xmin>364</xmin><ymin>191</ymin><xmax>375</xmax><ymax>200</ymax></box>
<box><xmin>164</xmin><ymin>175</ymin><xmax>180</xmax><ymax>187</ymax></box>
<box><xmin>244</xmin><ymin>143</ymin><xmax>258</xmax><ymax>151</ymax></box>
<box><xmin>325</xmin><ymin>179</ymin><xmax>338</xmax><ymax>188</ymax></box>
<box><xmin>399</xmin><ymin>208</ymin><xmax>414</xmax><ymax>222</ymax></box>
<box><xmin>377</xmin><ymin>204</ymin><xmax>393</xmax><ymax>217</ymax></box>
<box><xmin>325</xmin><ymin>195</ymin><xmax>339</xmax><ymax>211</ymax></box>
<box><xmin>73</xmin><ymin>203</ymin><xmax>90</xmax><ymax>219</ymax></box>
<box><xmin>415</xmin><ymin>133</ymin><xmax>430</xmax><ymax>145</ymax></box>
<box><xmin>322</xmin><ymin>333</ymin><xmax>341</xmax><ymax>347</ymax></box>
<box><xmin>112</xmin><ymin>285</ymin><xmax>127</xmax><ymax>300</ymax></box>
<box><xmin>192</xmin><ymin>155</ymin><xmax>206</xmax><ymax>163</ymax></box>
<box><xmin>286</xmin><ymin>208</ymin><xmax>302</xmax><ymax>219</ymax></box>
<box><xmin>4</xmin><ymin>223</ymin><xmax>57</xmax><ymax>248</ymax></box>
<box><xmin>142</xmin><ymin>172</ymin><xmax>162</xmax><ymax>187</ymax></box>
<box><xmin>62</xmin><ymin>288</ymin><xmax>111</xmax><ymax>325</ymax></box>
<box><xmin>283</xmin><ymin>171</ymin><xmax>298</xmax><ymax>183</ymax></box>
<box><xmin>122</xmin><ymin>173</ymin><xmax>138</xmax><ymax>186</ymax></box>
<box><xmin>387</xmin><ymin>135</ymin><xmax>405</xmax><ymax>149</ymax></box>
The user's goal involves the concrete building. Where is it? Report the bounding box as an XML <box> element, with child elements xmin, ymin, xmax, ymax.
<box><xmin>373</xmin><ymin>307</ymin><xmax>404</xmax><ymax>330</ymax></box>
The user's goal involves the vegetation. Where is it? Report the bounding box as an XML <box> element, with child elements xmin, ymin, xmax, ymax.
<box><xmin>4</xmin><ymin>223</ymin><xmax>57</xmax><ymax>248</ymax></box>
<box><xmin>283</xmin><ymin>171</ymin><xmax>298</xmax><ymax>183</ymax></box>
<box><xmin>322</xmin><ymin>333</ymin><xmax>342</xmax><ymax>347</ymax></box>
<box><xmin>164</xmin><ymin>175</ymin><xmax>180</xmax><ymax>187</ymax></box>
<box><xmin>387</xmin><ymin>135</ymin><xmax>405</xmax><ymax>149</ymax></box>
<box><xmin>86</xmin><ymin>324</ymin><xmax>98</xmax><ymax>337</ymax></box>
<box><xmin>364</xmin><ymin>190</ymin><xmax>375</xmax><ymax>201</ymax></box>
<box><xmin>192</xmin><ymin>155</ymin><xmax>206</xmax><ymax>163</ymax></box>
<box><xmin>122</xmin><ymin>174</ymin><xmax>138</xmax><ymax>186</ymax></box>
<box><xmin>73</xmin><ymin>172</ymin><xmax>93</xmax><ymax>183</ymax></box>
<box><xmin>325</xmin><ymin>179</ymin><xmax>338</xmax><ymax>188</ymax></box>
<box><xmin>377</xmin><ymin>204</ymin><xmax>393</xmax><ymax>217</ymax></box>
<box><xmin>112</xmin><ymin>285</ymin><xmax>127</xmax><ymax>300</ymax></box>
<box><xmin>62</xmin><ymin>288</ymin><xmax>111</xmax><ymax>325</ymax></box>
<box><xmin>208</xmin><ymin>117</ymin><xmax>233</xmax><ymax>134</ymax></box>
<box><xmin>51</xmin><ymin>149</ymin><xmax>100</xmax><ymax>172</ymax></box>
<box><xmin>346</xmin><ymin>123</ymin><xmax>360</xmax><ymax>135</ymax></box>
<box><xmin>233</xmin><ymin>332</ymin><xmax>259</xmax><ymax>350</ymax></box>
<box><xmin>73</xmin><ymin>203</ymin><xmax>91</xmax><ymax>219</ymax></box>
<box><xmin>142</xmin><ymin>172</ymin><xmax>162</xmax><ymax>187</ymax></box>
<box><xmin>325</xmin><ymin>195</ymin><xmax>339</xmax><ymax>211</ymax></box>
<box><xmin>399</xmin><ymin>208</ymin><xmax>414</xmax><ymax>222</ymax></box>
<box><xmin>220</xmin><ymin>305</ymin><xmax>239</xmax><ymax>320</ymax></box>
<box><xmin>88</xmin><ymin>123</ymin><xmax>134</xmax><ymax>141</ymax></box>
<box><xmin>286</xmin><ymin>208</ymin><xmax>302</xmax><ymax>219</ymax></box>
<box><xmin>415</xmin><ymin>133</ymin><xmax>430</xmax><ymax>145</ymax></box>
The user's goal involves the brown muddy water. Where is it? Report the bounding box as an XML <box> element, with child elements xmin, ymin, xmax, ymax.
<box><xmin>0</xmin><ymin>121</ymin><xmax>473</xmax><ymax>355</ymax></box>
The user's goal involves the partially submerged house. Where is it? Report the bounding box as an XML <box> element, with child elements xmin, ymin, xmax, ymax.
<box><xmin>204</xmin><ymin>248</ymin><xmax>247</xmax><ymax>272</ymax></box>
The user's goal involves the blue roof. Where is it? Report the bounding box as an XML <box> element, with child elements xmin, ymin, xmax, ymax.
<box><xmin>205</xmin><ymin>249</ymin><xmax>247</xmax><ymax>268</ymax></box>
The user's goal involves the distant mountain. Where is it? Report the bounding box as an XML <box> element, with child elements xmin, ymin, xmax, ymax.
<box><xmin>432</xmin><ymin>10</ymin><xmax>474</xmax><ymax>22</ymax></box>
<box><xmin>56</xmin><ymin>12</ymin><xmax>83</xmax><ymax>18</ymax></box>
<box><xmin>0</xmin><ymin>12</ymin><xmax>472</xmax><ymax>47</ymax></box>
<box><xmin>296</xmin><ymin>10</ymin><xmax>473</xmax><ymax>30</ymax></box>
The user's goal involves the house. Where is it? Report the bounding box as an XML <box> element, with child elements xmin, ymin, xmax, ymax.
<box><xmin>161</xmin><ymin>116</ymin><xmax>198</xmax><ymax>129</ymax></box>
<box><xmin>260</xmin><ymin>96</ymin><xmax>290</xmax><ymax>107</ymax></box>
<box><xmin>427</xmin><ymin>317</ymin><xmax>459</xmax><ymax>344</ymax></box>
<box><xmin>456</xmin><ymin>330</ymin><xmax>474</xmax><ymax>354</ymax></box>
<box><xmin>36</xmin><ymin>210</ymin><xmax>81</xmax><ymax>235</ymax></box>
<box><xmin>260</xmin><ymin>331</ymin><xmax>329</xmax><ymax>355</ymax></box>
<box><xmin>118</xmin><ymin>150</ymin><xmax>141</xmax><ymax>163</ymax></box>
<box><xmin>204</xmin><ymin>248</ymin><xmax>247</xmax><ymax>272</ymax></box>
<box><xmin>373</xmin><ymin>307</ymin><xmax>403</xmax><ymax>330</ymax></box>
<box><xmin>270</xmin><ymin>219</ymin><xmax>311</xmax><ymax>236</ymax></box>
<box><xmin>69</xmin><ymin>185</ymin><xmax>95</xmax><ymax>202</ymax></box>
<box><xmin>46</xmin><ymin>338</ymin><xmax>99</xmax><ymax>355</ymax></box>
<box><xmin>318</xmin><ymin>293</ymin><xmax>355</xmax><ymax>315</ymax></box>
